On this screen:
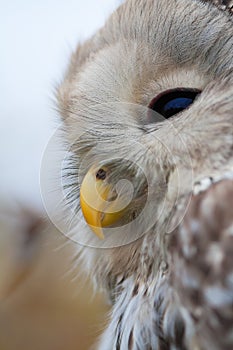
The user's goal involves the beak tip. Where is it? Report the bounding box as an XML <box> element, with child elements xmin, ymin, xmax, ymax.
<box><xmin>92</xmin><ymin>226</ymin><xmax>105</xmax><ymax>240</ymax></box>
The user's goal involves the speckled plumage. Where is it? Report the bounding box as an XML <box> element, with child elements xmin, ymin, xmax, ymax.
<box><xmin>57</xmin><ymin>0</ymin><xmax>233</xmax><ymax>349</ymax></box>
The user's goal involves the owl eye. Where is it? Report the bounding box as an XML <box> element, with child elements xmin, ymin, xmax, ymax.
<box><xmin>148</xmin><ymin>88</ymin><xmax>201</xmax><ymax>120</ymax></box>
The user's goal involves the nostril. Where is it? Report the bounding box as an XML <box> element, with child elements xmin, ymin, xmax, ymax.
<box><xmin>96</xmin><ymin>168</ymin><xmax>107</xmax><ymax>180</ymax></box>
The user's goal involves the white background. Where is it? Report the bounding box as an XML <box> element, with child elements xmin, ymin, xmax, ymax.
<box><xmin>1</xmin><ymin>0</ymin><xmax>120</xmax><ymax>210</ymax></box>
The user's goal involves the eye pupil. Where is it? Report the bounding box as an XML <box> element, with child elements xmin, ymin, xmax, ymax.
<box><xmin>164</xmin><ymin>97</ymin><xmax>193</xmax><ymax>113</ymax></box>
<box><xmin>148</xmin><ymin>88</ymin><xmax>201</xmax><ymax>121</ymax></box>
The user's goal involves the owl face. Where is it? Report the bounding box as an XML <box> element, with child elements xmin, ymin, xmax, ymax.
<box><xmin>57</xmin><ymin>0</ymin><xmax>233</xmax><ymax>282</ymax></box>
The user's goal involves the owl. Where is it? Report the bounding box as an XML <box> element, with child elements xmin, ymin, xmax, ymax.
<box><xmin>55</xmin><ymin>0</ymin><xmax>233</xmax><ymax>349</ymax></box>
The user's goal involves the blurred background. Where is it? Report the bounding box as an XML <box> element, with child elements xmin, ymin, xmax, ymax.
<box><xmin>1</xmin><ymin>0</ymin><xmax>120</xmax><ymax>209</ymax></box>
<box><xmin>0</xmin><ymin>1</ymin><xmax>121</xmax><ymax>349</ymax></box>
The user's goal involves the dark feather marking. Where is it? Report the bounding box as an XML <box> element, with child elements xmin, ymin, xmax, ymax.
<box><xmin>116</xmin><ymin>314</ymin><xmax>123</xmax><ymax>350</ymax></box>
<box><xmin>132</xmin><ymin>283</ymin><xmax>139</xmax><ymax>296</ymax></box>
<box><xmin>128</xmin><ymin>328</ymin><xmax>134</xmax><ymax>350</ymax></box>
<box><xmin>158</xmin><ymin>337</ymin><xmax>170</xmax><ymax>350</ymax></box>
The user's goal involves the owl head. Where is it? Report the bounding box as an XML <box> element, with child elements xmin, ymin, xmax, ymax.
<box><xmin>56</xmin><ymin>0</ymin><xmax>233</xmax><ymax>252</ymax></box>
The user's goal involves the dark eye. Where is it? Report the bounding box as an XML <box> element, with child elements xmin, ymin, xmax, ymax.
<box><xmin>148</xmin><ymin>88</ymin><xmax>201</xmax><ymax>121</ymax></box>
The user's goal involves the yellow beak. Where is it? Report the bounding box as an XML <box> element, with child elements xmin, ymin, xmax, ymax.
<box><xmin>80</xmin><ymin>167</ymin><xmax>125</xmax><ymax>239</ymax></box>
